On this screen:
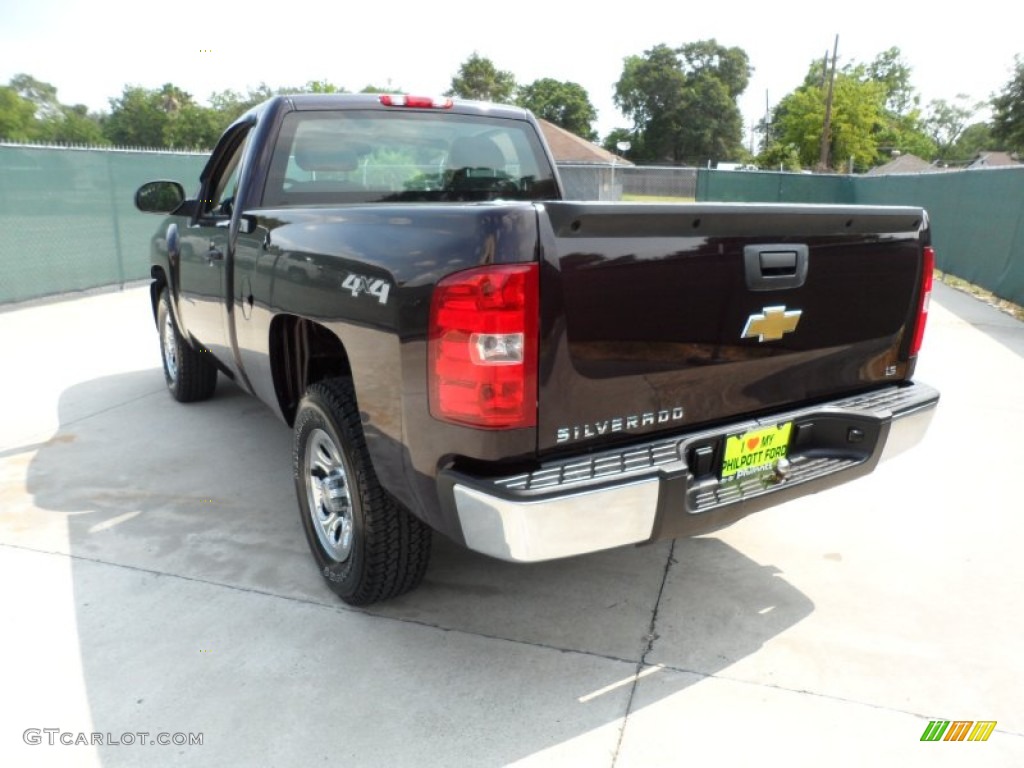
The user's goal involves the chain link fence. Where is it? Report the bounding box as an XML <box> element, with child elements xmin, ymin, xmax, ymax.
<box><xmin>558</xmin><ymin>164</ymin><xmax>697</xmax><ymax>201</ymax></box>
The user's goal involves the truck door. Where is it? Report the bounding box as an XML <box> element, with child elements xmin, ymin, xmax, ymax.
<box><xmin>179</xmin><ymin>124</ymin><xmax>253</xmax><ymax>374</ymax></box>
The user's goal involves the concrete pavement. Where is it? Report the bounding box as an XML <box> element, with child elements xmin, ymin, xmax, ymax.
<box><xmin>1</xmin><ymin>282</ymin><xmax>1022</xmax><ymax>766</ymax></box>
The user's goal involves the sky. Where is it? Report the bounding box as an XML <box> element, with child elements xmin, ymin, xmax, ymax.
<box><xmin>2</xmin><ymin>0</ymin><xmax>1020</xmax><ymax>148</ymax></box>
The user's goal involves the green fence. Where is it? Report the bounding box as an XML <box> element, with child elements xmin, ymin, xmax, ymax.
<box><xmin>0</xmin><ymin>144</ymin><xmax>207</xmax><ymax>305</ymax></box>
<box><xmin>698</xmin><ymin>167</ymin><xmax>1024</xmax><ymax>306</ymax></box>
<box><xmin>696</xmin><ymin>170</ymin><xmax>856</xmax><ymax>204</ymax></box>
<box><xmin>2</xmin><ymin>145</ymin><xmax>1022</xmax><ymax>308</ymax></box>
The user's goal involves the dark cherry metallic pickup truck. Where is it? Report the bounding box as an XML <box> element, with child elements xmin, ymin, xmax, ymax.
<box><xmin>135</xmin><ymin>93</ymin><xmax>939</xmax><ymax>605</ymax></box>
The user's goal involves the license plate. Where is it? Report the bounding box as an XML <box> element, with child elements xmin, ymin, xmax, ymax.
<box><xmin>721</xmin><ymin>422</ymin><xmax>793</xmax><ymax>480</ymax></box>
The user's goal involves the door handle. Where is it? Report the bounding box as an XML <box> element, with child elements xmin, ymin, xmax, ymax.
<box><xmin>744</xmin><ymin>244</ymin><xmax>808</xmax><ymax>291</ymax></box>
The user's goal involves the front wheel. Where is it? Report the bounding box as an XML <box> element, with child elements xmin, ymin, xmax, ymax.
<box><xmin>156</xmin><ymin>287</ymin><xmax>217</xmax><ymax>402</ymax></box>
<box><xmin>294</xmin><ymin>378</ymin><xmax>431</xmax><ymax>605</ymax></box>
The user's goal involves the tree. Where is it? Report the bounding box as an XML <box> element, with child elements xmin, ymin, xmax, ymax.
<box><xmin>992</xmin><ymin>55</ymin><xmax>1024</xmax><ymax>154</ymax></box>
<box><xmin>614</xmin><ymin>40</ymin><xmax>750</xmax><ymax>164</ymax></box>
<box><xmin>926</xmin><ymin>96</ymin><xmax>983</xmax><ymax>163</ymax></box>
<box><xmin>446</xmin><ymin>53</ymin><xmax>516</xmax><ymax>103</ymax></box>
<box><xmin>304</xmin><ymin>80</ymin><xmax>345</xmax><ymax>94</ymax></box>
<box><xmin>165</xmin><ymin>104</ymin><xmax>221</xmax><ymax>149</ymax></box>
<box><xmin>0</xmin><ymin>86</ymin><xmax>38</xmax><ymax>140</ymax></box>
<box><xmin>760</xmin><ymin>49</ymin><xmax>937</xmax><ymax>172</ymax></box>
<box><xmin>766</xmin><ymin>73</ymin><xmax>886</xmax><ymax>171</ymax></box>
<box><xmin>602</xmin><ymin>127</ymin><xmax>639</xmax><ymax>158</ymax></box>
<box><xmin>8</xmin><ymin>73</ymin><xmax>62</xmax><ymax>120</ymax></box>
<box><xmin>104</xmin><ymin>86</ymin><xmax>172</xmax><ymax>147</ymax></box>
<box><xmin>861</xmin><ymin>49</ymin><xmax>934</xmax><ymax>162</ymax></box>
<box><xmin>952</xmin><ymin>122</ymin><xmax>996</xmax><ymax>163</ymax></box>
<box><xmin>209</xmin><ymin>84</ymin><xmax>275</xmax><ymax>126</ymax></box>
<box><xmin>37</xmin><ymin>104</ymin><xmax>108</xmax><ymax>145</ymax></box>
<box><xmin>678</xmin><ymin>39</ymin><xmax>750</xmax><ymax>98</ymax></box>
<box><xmin>865</xmin><ymin>47</ymin><xmax>917</xmax><ymax>116</ymax></box>
<box><xmin>757</xmin><ymin>141</ymin><xmax>803</xmax><ymax>172</ymax></box>
<box><xmin>104</xmin><ymin>83</ymin><xmax>219</xmax><ymax>148</ymax></box>
<box><xmin>516</xmin><ymin>78</ymin><xmax>597</xmax><ymax>140</ymax></box>
<box><xmin>360</xmin><ymin>83</ymin><xmax>401</xmax><ymax>93</ymax></box>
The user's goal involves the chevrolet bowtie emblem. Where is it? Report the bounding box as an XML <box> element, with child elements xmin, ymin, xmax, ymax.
<box><xmin>741</xmin><ymin>306</ymin><xmax>802</xmax><ymax>342</ymax></box>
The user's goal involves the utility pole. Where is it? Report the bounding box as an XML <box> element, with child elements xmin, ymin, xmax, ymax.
<box><xmin>818</xmin><ymin>35</ymin><xmax>839</xmax><ymax>172</ymax></box>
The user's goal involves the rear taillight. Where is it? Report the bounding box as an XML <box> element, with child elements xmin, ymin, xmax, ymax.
<box><xmin>910</xmin><ymin>246</ymin><xmax>934</xmax><ymax>357</ymax></box>
<box><xmin>429</xmin><ymin>264</ymin><xmax>538</xmax><ymax>429</ymax></box>
<box><xmin>379</xmin><ymin>94</ymin><xmax>453</xmax><ymax>109</ymax></box>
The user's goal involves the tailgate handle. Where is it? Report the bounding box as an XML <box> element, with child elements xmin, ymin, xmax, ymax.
<box><xmin>744</xmin><ymin>244</ymin><xmax>808</xmax><ymax>291</ymax></box>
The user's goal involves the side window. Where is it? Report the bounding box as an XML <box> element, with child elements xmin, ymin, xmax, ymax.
<box><xmin>202</xmin><ymin>128</ymin><xmax>252</xmax><ymax>217</ymax></box>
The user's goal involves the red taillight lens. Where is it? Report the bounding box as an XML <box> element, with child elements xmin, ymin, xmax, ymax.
<box><xmin>910</xmin><ymin>246</ymin><xmax>934</xmax><ymax>357</ymax></box>
<box><xmin>379</xmin><ymin>94</ymin><xmax>453</xmax><ymax>109</ymax></box>
<box><xmin>429</xmin><ymin>264</ymin><xmax>538</xmax><ymax>429</ymax></box>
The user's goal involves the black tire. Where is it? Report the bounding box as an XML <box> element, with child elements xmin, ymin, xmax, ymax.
<box><xmin>294</xmin><ymin>377</ymin><xmax>431</xmax><ymax>605</ymax></box>
<box><xmin>157</xmin><ymin>287</ymin><xmax>218</xmax><ymax>402</ymax></box>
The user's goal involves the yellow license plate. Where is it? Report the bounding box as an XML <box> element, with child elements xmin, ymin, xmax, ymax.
<box><xmin>721</xmin><ymin>422</ymin><xmax>793</xmax><ymax>479</ymax></box>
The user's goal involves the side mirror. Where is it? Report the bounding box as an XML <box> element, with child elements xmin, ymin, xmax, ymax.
<box><xmin>135</xmin><ymin>180</ymin><xmax>185</xmax><ymax>214</ymax></box>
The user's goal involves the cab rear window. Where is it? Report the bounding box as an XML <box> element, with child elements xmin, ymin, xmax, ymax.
<box><xmin>263</xmin><ymin>110</ymin><xmax>559</xmax><ymax>206</ymax></box>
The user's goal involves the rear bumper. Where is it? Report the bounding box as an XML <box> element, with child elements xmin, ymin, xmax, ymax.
<box><xmin>439</xmin><ymin>382</ymin><xmax>939</xmax><ymax>562</ymax></box>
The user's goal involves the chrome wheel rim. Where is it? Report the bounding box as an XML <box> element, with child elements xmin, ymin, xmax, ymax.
<box><xmin>304</xmin><ymin>428</ymin><xmax>354</xmax><ymax>562</ymax></box>
<box><xmin>162</xmin><ymin>310</ymin><xmax>178</xmax><ymax>381</ymax></box>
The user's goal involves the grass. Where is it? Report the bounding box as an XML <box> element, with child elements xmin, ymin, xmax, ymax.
<box><xmin>620</xmin><ymin>193</ymin><xmax>696</xmax><ymax>203</ymax></box>
<box><xmin>935</xmin><ymin>270</ymin><xmax>1024</xmax><ymax>322</ymax></box>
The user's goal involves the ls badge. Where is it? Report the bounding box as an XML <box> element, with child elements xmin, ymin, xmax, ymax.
<box><xmin>741</xmin><ymin>306</ymin><xmax>802</xmax><ymax>342</ymax></box>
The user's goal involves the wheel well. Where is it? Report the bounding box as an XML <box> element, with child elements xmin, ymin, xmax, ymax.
<box><xmin>270</xmin><ymin>315</ymin><xmax>352</xmax><ymax>426</ymax></box>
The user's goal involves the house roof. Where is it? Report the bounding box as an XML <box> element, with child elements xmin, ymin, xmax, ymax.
<box><xmin>866</xmin><ymin>153</ymin><xmax>939</xmax><ymax>175</ymax></box>
<box><xmin>537</xmin><ymin>120</ymin><xmax>632</xmax><ymax>166</ymax></box>
<box><xmin>967</xmin><ymin>151</ymin><xmax>1019</xmax><ymax>169</ymax></box>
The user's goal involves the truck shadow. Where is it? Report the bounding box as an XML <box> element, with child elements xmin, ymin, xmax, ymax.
<box><xmin>19</xmin><ymin>369</ymin><xmax>815</xmax><ymax>766</ymax></box>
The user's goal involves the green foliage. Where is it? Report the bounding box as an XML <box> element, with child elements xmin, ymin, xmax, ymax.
<box><xmin>516</xmin><ymin>78</ymin><xmax>597</xmax><ymax>140</ymax></box>
<box><xmin>103</xmin><ymin>83</ymin><xmax>219</xmax><ymax>149</ymax></box>
<box><xmin>864</xmin><ymin>47</ymin><xmax>917</xmax><ymax>116</ymax></box>
<box><xmin>304</xmin><ymin>80</ymin><xmax>345</xmax><ymax>94</ymax></box>
<box><xmin>951</xmin><ymin>122</ymin><xmax>996</xmax><ymax>163</ymax></box>
<box><xmin>446</xmin><ymin>53</ymin><xmax>516</xmax><ymax>103</ymax></box>
<box><xmin>992</xmin><ymin>55</ymin><xmax>1024</xmax><ymax>154</ymax></box>
<box><xmin>602</xmin><ymin>127</ymin><xmax>638</xmax><ymax>158</ymax></box>
<box><xmin>757</xmin><ymin>141</ymin><xmax>803</xmax><ymax>171</ymax></box>
<box><xmin>360</xmin><ymin>84</ymin><xmax>401</xmax><ymax>94</ymax></box>
<box><xmin>926</xmin><ymin>96</ymin><xmax>984</xmax><ymax>163</ymax></box>
<box><xmin>9</xmin><ymin>73</ymin><xmax>62</xmax><ymax>120</ymax></box>
<box><xmin>0</xmin><ymin>86</ymin><xmax>38</xmax><ymax>140</ymax></box>
<box><xmin>875</xmin><ymin>111</ymin><xmax>936</xmax><ymax>163</ymax></box>
<box><xmin>103</xmin><ymin>85</ymin><xmax>177</xmax><ymax>147</ymax></box>
<box><xmin>614</xmin><ymin>40</ymin><xmax>750</xmax><ymax>165</ymax></box>
<box><xmin>208</xmin><ymin>84</ymin><xmax>275</xmax><ymax>125</ymax></box>
<box><xmin>678</xmin><ymin>39</ymin><xmax>751</xmax><ymax>98</ymax></box>
<box><xmin>761</xmin><ymin>48</ymin><xmax>936</xmax><ymax>172</ymax></box>
<box><xmin>0</xmin><ymin>74</ymin><xmax>107</xmax><ymax>145</ymax></box>
<box><xmin>37</xmin><ymin>105</ymin><xmax>109</xmax><ymax>145</ymax></box>
<box><xmin>768</xmin><ymin>73</ymin><xmax>886</xmax><ymax>171</ymax></box>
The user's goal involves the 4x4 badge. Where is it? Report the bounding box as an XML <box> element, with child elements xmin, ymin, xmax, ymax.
<box><xmin>741</xmin><ymin>306</ymin><xmax>802</xmax><ymax>342</ymax></box>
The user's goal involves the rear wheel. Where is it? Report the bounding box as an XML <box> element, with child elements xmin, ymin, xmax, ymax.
<box><xmin>157</xmin><ymin>287</ymin><xmax>218</xmax><ymax>402</ymax></box>
<box><xmin>294</xmin><ymin>377</ymin><xmax>431</xmax><ymax>605</ymax></box>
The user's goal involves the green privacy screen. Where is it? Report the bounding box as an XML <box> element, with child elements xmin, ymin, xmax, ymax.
<box><xmin>0</xmin><ymin>144</ymin><xmax>207</xmax><ymax>304</ymax></box>
<box><xmin>2</xmin><ymin>146</ymin><xmax>1022</xmax><ymax>308</ymax></box>
<box><xmin>698</xmin><ymin>167</ymin><xmax>1024</xmax><ymax>306</ymax></box>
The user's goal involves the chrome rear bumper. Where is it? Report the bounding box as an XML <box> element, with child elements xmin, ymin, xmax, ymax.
<box><xmin>442</xmin><ymin>382</ymin><xmax>939</xmax><ymax>562</ymax></box>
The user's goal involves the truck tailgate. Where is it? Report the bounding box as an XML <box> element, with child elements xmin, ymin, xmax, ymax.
<box><xmin>536</xmin><ymin>202</ymin><xmax>928</xmax><ymax>454</ymax></box>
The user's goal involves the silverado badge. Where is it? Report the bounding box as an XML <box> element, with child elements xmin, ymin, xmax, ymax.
<box><xmin>741</xmin><ymin>306</ymin><xmax>802</xmax><ymax>342</ymax></box>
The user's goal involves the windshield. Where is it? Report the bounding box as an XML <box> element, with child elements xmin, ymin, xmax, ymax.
<box><xmin>262</xmin><ymin>109</ymin><xmax>559</xmax><ymax>206</ymax></box>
